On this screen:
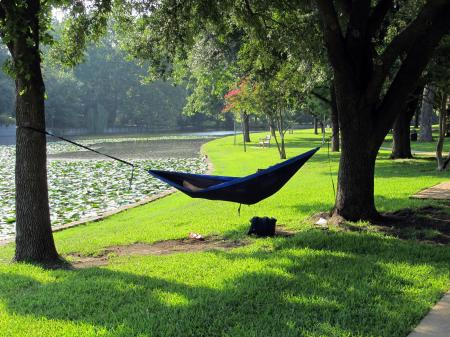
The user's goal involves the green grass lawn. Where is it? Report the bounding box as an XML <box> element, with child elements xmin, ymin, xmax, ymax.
<box><xmin>0</xmin><ymin>130</ymin><xmax>449</xmax><ymax>337</ymax></box>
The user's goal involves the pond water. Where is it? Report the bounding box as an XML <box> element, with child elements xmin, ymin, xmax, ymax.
<box><xmin>0</xmin><ymin>131</ymin><xmax>232</xmax><ymax>240</ymax></box>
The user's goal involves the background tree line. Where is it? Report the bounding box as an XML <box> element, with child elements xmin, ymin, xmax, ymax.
<box><xmin>0</xmin><ymin>27</ymin><xmax>234</xmax><ymax>132</ymax></box>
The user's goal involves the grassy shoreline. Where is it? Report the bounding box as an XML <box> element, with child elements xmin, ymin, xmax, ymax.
<box><xmin>0</xmin><ymin>130</ymin><xmax>449</xmax><ymax>337</ymax></box>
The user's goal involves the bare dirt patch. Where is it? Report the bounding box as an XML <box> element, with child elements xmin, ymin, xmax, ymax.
<box><xmin>311</xmin><ymin>204</ymin><xmax>450</xmax><ymax>244</ymax></box>
<box><xmin>68</xmin><ymin>227</ymin><xmax>298</xmax><ymax>268</ymax></box>
<box><xmin>68</xmin><ymin>236</ymin><xmax>247</xmax><ymax>268</ymax></box>
<box><xmin>378</xmin><ymin>204</ymin><xmax>450</xmax><ymax>244</ymax></box>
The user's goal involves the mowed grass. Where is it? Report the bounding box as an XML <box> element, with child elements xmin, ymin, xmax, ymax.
<box><xmin>0</xmin><ymin>129</ymin><xmax>449</xmax><ymax>337</ymax></box>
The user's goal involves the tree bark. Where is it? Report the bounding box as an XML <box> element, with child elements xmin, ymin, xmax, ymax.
<box><xmin>269</xmin><ymin>120</ymin><xmax>276</xmax><ymax>137</ymax></box>
<box><xmin>414</xmin><ymin>106</ymin><xmax>420</xmax><ymax>128</ymax></box>
<box><xmin>391</xmin><ymin>87</ymin><xmax>422</xmax><ymax>159</ymax></box>
<box><xmin>330</xmin><ymin>84</ymin><xmax>340</xmax><ymax>151</ymax></box>
<box><xmin>333</xmin><ymin>105</ymin><xmax>379</xmax><ymax>220</ymax></box>
<box><xmin>313</xmin><ymin>117</ymin><xmax>318</xmax><ymax>135</ymax></box>
<box><xmin>436</xmin><ymin>93</ymin><xmax>449</xmax><ymax>170</ymax></box>
<box><xmin>241</xmin><ymin>113</ymin><xmax>251</xmax><ymax>142</ymax></box>
<box><xmin>4</xmin><ymin>1</ymin><xmax>59</xmax><ymax>263</ymax></box>
<box><xmin>419</xmin><ymin>85</ymin><xmax>435</xmax><ymax>142</ymax></box>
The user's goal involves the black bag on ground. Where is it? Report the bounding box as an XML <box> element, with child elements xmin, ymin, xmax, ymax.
<box><xmin>248</xmin><ymin>217</ymin><xmax>277</xmax><ymax>237</ymax></box>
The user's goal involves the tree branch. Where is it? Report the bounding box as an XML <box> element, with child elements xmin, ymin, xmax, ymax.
<box><xmin>335</xmin><ymin>0</ymin><xmax>352</xmax><ymax>16</ymax></box>
<box><xmin>368</xmin><ymin>0</ymin><xmax>393</xmax><ymax>38</ymax></box>
<box><xmin>311</xmin><ymin>91</ymin><xmax>331</xmax><ymax>105</ymax></box>
<box><xmin>367</xmin><ymin>0</ymin><xmax>449</xmax><ymax>102</ymax></box>
<box><xmin>316</xmin><ymin>0</ymin><xmax>355</xmax><ymax>90</ymax></box>
<box><xmin>374</xmin><ymin>1</ymin><xmax>450</xmax><ymax>145</ymax></box>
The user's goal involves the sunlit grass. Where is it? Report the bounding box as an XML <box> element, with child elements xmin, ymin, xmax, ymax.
<box><xmin>0</xmin><ymin>129</ymin><xmax>448</xmax><ymax>337</ymax></box>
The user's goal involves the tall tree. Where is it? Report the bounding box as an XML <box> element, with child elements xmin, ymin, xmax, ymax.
<box><xmin>0</xmin><ymin>1</ymin><xmax>58</xmax><ymax>262</ymax></box>
<box><xmin>0</xmin><ymin>0</ymin><xmax>111</xmax><ymax>263</ymax></box>
<box><xmin>315</xmin><ymin>0</ymin><xmax>450</xmax><ymax>220</ymax></box>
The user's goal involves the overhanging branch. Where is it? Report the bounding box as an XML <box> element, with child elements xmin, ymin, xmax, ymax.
<box><xmin>316</xmin><ymin>0</ymin><xmax>354</xmax><ymax>86</ymax></box>
<box><xmin>374</xmin><ymin>1</ymin><xmax>450</xmax><ymax>144</ymax></box>
<box><xmin>368</xmin><ymin>0</ymin><xmax>393</xmax><ymax>38</ymax></box>
<box><xmin>367</xmin><ymin>0</ymin><xmax>449</xmax><ymax>101</ymax></box>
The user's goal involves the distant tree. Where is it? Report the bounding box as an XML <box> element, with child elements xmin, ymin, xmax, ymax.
<box><xmin>391</xmin><ymin>84</ymin><xmax>424</xmax><ymax>159</ymax></box>
<box><xmin>419</xmin><ymin>84</ymin><xmax>435</xmax><ymax>142</ymax></box>
<box><xmin>428</xmin><ymin>37</ymin><xmax>450</xmax><ymax>170</ymax></box>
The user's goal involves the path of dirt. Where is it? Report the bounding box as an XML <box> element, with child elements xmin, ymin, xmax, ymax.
<box><xmin>412</xmin><ymin>181</ymin><xmax>450</xmax><ymax>200</ymax></box>
<box><xmin>68</xmin><ymin>228</ymin><xmax>297</xmax><ymax>268</ymax></box>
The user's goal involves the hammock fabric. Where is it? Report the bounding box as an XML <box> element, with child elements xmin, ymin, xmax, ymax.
<box><xmin>148</xmin><ymin>147</ymin><xmax>319</xmax><ymax>205</ymax></box>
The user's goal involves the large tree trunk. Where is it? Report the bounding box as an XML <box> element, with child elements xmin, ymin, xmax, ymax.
<box><xmin>333</xmin><ymin>106</ymin><xmax>379</xmax><ymax>220</ymax></box>
<box><xmin>419</xmin><ymin>85</ymin><xmax>435</xmax><ymax>142</ymax></box>
<box><xmin>5</xmin><ymin>1</ymin><xmax>59</xmax><ymax>263</ymax></box>
<box><xmin>391</xmin><ymin>87</ymin><xmax>422</xmax><ymax>159</ymax></box>
<box><xmin>330</xmin><ymin>85</ymin><xmax>340</xmax><ymax>152</ymax></box>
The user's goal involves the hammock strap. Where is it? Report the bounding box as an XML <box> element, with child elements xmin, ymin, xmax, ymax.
<box><xmin>327</xmin><ymin>136</ymin><xmax>336</xmax><ymax>199</ymax></box>
<box><xmin>21</xmin><ymin>126</ymin><xmax>136</xmax><ymax>188</ymax></box>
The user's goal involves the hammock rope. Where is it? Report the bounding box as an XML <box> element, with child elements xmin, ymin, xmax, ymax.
<box><xmin>20</xmin><ymin>126</ymin><xmax>321</xmax><ymax>205</ymax></box>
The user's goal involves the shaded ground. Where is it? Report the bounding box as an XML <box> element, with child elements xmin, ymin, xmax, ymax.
<box><xmin>379</xmin><ymin>205</ymin><xmax>450</xmax><ymax>244</ymax></box>
<box><xmin>48</xmin><ymin>138</ymin><xmax>209</xmax><ymax>160</ymax></box>
<box><xmin>313</xmin><ymin>204</ymin><xmax>450</xmax><ymax>244</ymax></box>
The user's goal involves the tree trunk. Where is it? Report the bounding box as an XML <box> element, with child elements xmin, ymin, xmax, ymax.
<box><xmin>391</xmin><ymin>87</ymin><xmax>422</xmax><ymax>159</ymax></box>
<box><xmin>6</xmin><ymin>1</ymin><xmax>59</xmax><ymax>263</ymax></box>
<box><xmin>269</xmin><ymin>120</ymin><xmax>276</xmax><ymax>137</ymax></box>
<box><xmin>436</xmin><ymin>93</ymin><xmax>450</xmax><ymax>170</ymax></box>
<box><xmin>414</xmin><ymin>106</ymin><xmax>420</xmax><ymax>128</ymax></box>
<box><xmin>313</xmin><ymin>117</ymin><xmax>318</xmax><ymax>135</ymax></box>
<box><xmin>419</xmin><ymin>85</ymin><xmax>435</xmax><ymax>142</ymax></box>
<box><xmin>330</xmin><ymin>85</ymin><xmax>340</xmax><ymax>152</ymax></box>
<box><xmin>333</xmin><ymin>107</ymin><xmax>378</xmax><ymax>221</ymax></box>
<box><xmin>391</xmin><ymin>113</ymin><xmax>413</xmax><ymax>159</ymax></box>
<box><xmin>241</xmin><ymin>113</ymin><xmax>251</xmax><ymax>142</ymax></box>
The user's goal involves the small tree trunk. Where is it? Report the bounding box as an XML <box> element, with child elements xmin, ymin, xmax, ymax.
<box><xmin>419</xmin><ymin>85</ymin><xmax>435</xmax><ymax>142</ymax></box>
<box><xmin>279</xmin><ymin>134</ymin><xmax>286</xmax><ymax>159</ymax></box>
<box><xmin>241</xmin><ymin>113</ymin><xmax>251</xmax><ymax>143</ymax></box>
<box><xmin>414</xmin><ymin>107</ymin><xmax>420</xmax><ymax>128</ymax></box>
<box><xmin>313</xmin><ymin>117</ymin><xmax>318</xmax><ymax>135</ymax></box>
<box><xmin>330</xmin><ymin>85</ymin><xmax>340</xmax><ymax>152</ymax></box>
<box><xmin>269</xmin><ymin>120</ymin><xmax>276</xmax><ymax>137</ymax></box>
<box><xmin>436</xmin><ymin>93</ymin><xmax>449</xmax><ymax>170</ymax></box>
<box><xmin>9</xmin><ymin>0</ymin><xmax>59</xmax><ymax>263</ymax></box>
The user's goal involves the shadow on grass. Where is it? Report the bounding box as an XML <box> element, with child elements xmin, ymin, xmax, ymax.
<box><xmin>0</xmin><ymin>230</ymin><xmax>448</xmax><ymax>337</ymax></box>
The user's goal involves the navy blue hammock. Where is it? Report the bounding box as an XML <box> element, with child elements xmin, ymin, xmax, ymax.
<box><xmin>148</xmin><ymin>147</ymin><xmax>319</xmax><ymax>205</ymax></box>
